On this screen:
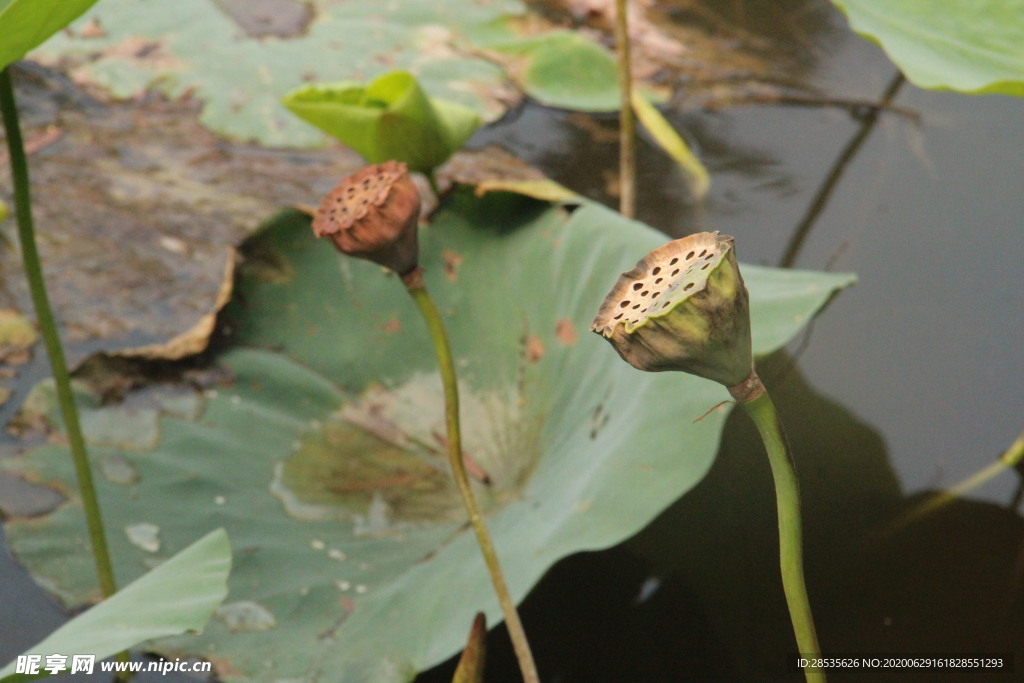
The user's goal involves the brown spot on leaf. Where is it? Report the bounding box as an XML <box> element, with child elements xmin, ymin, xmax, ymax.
<box><xmin>555</xmin><ymin>318</ymin><xmax>577</xmax><ymax>346</ymax></box>
<box><xmin>381</xmin><ymin>316</ymin><xmax>401</xmax><ymax>335</ymax></box>
<box><xmin>442</xmin><ymin>249</ymin><xmax>463</xmax><ymax>282</ymax></box>
<box><xmin>524</xmin><ymin>335</ymin><xmax>545</xmax><ymax>362</ymax></box>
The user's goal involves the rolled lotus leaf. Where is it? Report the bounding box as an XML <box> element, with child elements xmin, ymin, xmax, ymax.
<box><xmin>590</xmin><ymin>232</ymin><xmax>752</xmax><ymax>388</ymax></box>
<box><xmin>312</xmin><ymin>161</ymin><xmax>421</xmax><ymax>275</ymax></box>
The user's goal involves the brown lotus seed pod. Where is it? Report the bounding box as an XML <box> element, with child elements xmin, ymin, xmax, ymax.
<box><xmin>590</xmin><ymin>232</ymin><xmax>753</xmax><ymax>389</ymax></box>
<box><xmin>312</xmin><ymin>161</ymin><xmax>421</xmax><ymax>275</ymax></box>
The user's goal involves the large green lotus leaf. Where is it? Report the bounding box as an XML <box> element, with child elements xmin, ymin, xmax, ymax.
<box><xmin>3</xmin><ymin>193</ymin><xmax>854</xmax><ymax>681</ymax></box>
<box><xmin>0</xmin><ymin>529</ymin><xmax>230</xmax><ymax>682</ymax></box>
<box><xmin>0</xmin><ymin>0</ymin><xmax>99</xmax><ymax>71</ymax></box>
<box><xmin>832</xmin><ymin>0</ymin><xmax>1024</xmax><ymax>96</ymax></box>
<box><xmin>282</xmin><ymin>71</ymin><xmax>480</xmax><ymax>172</ymax></box>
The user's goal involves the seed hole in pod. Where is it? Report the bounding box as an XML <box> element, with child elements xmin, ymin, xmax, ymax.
<box><xmin>614</xmin><ymin>313</ymin><xmax>623</xmax><ymax>320</ymax></box>
<box><xmin>641</xmin><ymin>308</ymin><xmax>648</xmax><ymax>314</ymax></box>
<box><xmin>632</xmin><ymin>282</ymin><xmax>643</xmax><ymax>291</ymax></box>
<box><xmin>686</xmin><ymin>251</ymin><xmax>695</xmax><ymax>260</ymax></box>
<box><xmin>652</xmin><ymin>266</ymin><xmax>661</xmax><ymax>275</ymax></box>
<box><xmin>632</xmin><ymin>304</ymin><xmax>641</xmax><ymax>310</ymax></box>
<box><xmin>655</xmin><ymin>277</ymin><xmax>663</xmax><ymax>284</ymax></box>
<box><xmin>651</xmin><ymin>291</ymin><xmax>660</xmax><ymax>299</ymax></box>
<box><xmin>641</xmin><ymin>290</ymin><xmax>649</xmax><ymax>297</ymax></box>
<box><xmin>619</xmin><ymin>300</ymin><xmax>630</xmax><ymax>308</ymax></box>
<box><xmin>669</xmin><ymin>257</ymin><xmax>679</xmax><ymax>266</ymax></box>
<box><xmin>705</xmin><ymin>252</ymin><xmax>715</xmax><ymax>260</ymax></box>
<box><xmin>701</xmin><ymin>263</ymin><xmax>711</xmax><ymax>270</ymax></box>
<box><xmin>672</xmin><ymin>269</ymin><xmax>680</xmax><ymax>276</ymax></box>
<box><xmin>699</xmin><ymin>249</ymin><xmax>707</xmax><ymax>257</ymax></box>
<box><xmin>684</xmin><ymin>282</ymin><xmax>695</xmax><ymax>291</ymax></box>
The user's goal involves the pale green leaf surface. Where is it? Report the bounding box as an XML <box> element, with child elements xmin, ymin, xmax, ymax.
<box><xmin>0</xmin><ymin>529</ymin><xmax>230</xmax><ymax>682</ymax></box>
<box><xmin>3</xmin><ymin>194</ymin><xmax>853</xmax><ymax>681</ymax></box>
<box><xmin>0</xmin><ymin>0</ymin><xmax>99</xmax><ymax>71</ymax></box>
<box><xmin>832</xmin><ymin>0</ymin><xmax>1024</xmax><ymax>96</ymax></box>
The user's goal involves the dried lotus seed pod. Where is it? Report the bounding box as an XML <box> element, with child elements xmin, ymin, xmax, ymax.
<box><xmin>590</xmin><ymin>232</ymin><xmax>753</xmax><ymax>389</ymax></box>
<box><xmin>312</xmin><ymin>160</ymin><xmax>421</xmax><ymax>275</ymax></box>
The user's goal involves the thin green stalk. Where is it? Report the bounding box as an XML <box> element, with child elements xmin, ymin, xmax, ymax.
<box><xmin>614</xmin><ymin>0</ymin><xmax>636</xmax><ymax>219</ymax></box>
<box><xmin>404</xmin><ymin>273</ymin><xmax>539</xmax><ymax>683</ymax></box>
<box><xmin>0</xmin><ymin>67</ymin><xmax>118</xmax><ymax>599</ymax></box>
<box><xmin>736</xmin><ymin>374</ymin><xmax>824</xmax><ymax>683</ymax></box>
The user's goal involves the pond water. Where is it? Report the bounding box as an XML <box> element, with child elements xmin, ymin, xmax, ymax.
<box><xmin>2</xmin><ymin>0</ymin><xmax>1021</xmax><ymax>680</ymax></box>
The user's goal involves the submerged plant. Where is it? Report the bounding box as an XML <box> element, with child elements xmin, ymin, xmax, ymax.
<box><xmin>311</xmin><ymin>161</ymin><xmax>539</xmax><ymax>682</ymax></box>
<box><xmin>591</xmin><ymin>232</ymin><xmax>825</xmax><ymax>682</ymax></box>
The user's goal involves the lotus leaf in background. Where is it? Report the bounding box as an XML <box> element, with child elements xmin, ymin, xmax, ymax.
<box><xmin>283</xmin><ymin>72</ymin><xmax>480</xmax><ymax>173</ymax></box>
<box><xmin>832</xmin><ymin>0</ymin><xmax>1024</xmax><ymax>96</ymax></box>
<box><xmin>467</xmin><ymin>26</ymin><xmax>621</xmax><ymax>112</ymax></box>
<box><xmin>0</xmin><ymin>529</ymin><xmax>230</xmax><ymax>683</ymax></box>
<box><xmin>0</xmin><ymin>0</ymin><xmax>100</xmax><ymax>71</ymax></box>
<box><xmin>2</xmin><ymin>191</ymin><xmax>854</xmax><ymax>681</ymax></box>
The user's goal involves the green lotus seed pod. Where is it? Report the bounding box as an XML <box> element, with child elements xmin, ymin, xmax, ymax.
<box><xmin>590</xmin><ymin>232</ymin><xmax>753</xmax><ymax>389</ymax></box>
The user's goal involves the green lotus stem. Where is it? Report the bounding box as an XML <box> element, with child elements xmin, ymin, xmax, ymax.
<box><xmin>0</xmin><ymin>67</ymin><xmax>118</xmax><ymax>600</ymax></box>
<box><xmin>614</xmin><ymin>0</ymin><xmax>636</xmax><ymax>218</ymax></box>
<box><xmin>403</xmin><ymin>273</ymin><xmax>539</xmax><ymax>683</ymax></box>
<box><xmin>736</xmin><ymin>374</ymin><xmax>824</xmax><ymax>683</ymax></box>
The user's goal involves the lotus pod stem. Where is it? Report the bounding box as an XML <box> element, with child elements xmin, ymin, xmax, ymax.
<box><xmin>735</xmin><ymin>372</ymin><xmax>824</xmax><ymax>683</ymax></box>
<box><xmin>592</xmin><ymin>233</ymin><xmax>824</xmax><ymax>682</ymax></box>
<box><xmin>312</xmin><ymin>164</ymin><xmax>538</xmax><ymax>682</ymax></box>
<box><xmin>404</xmin><ymin>275</ymin><xmax>539</xmax><ymax>683</ymax></box>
